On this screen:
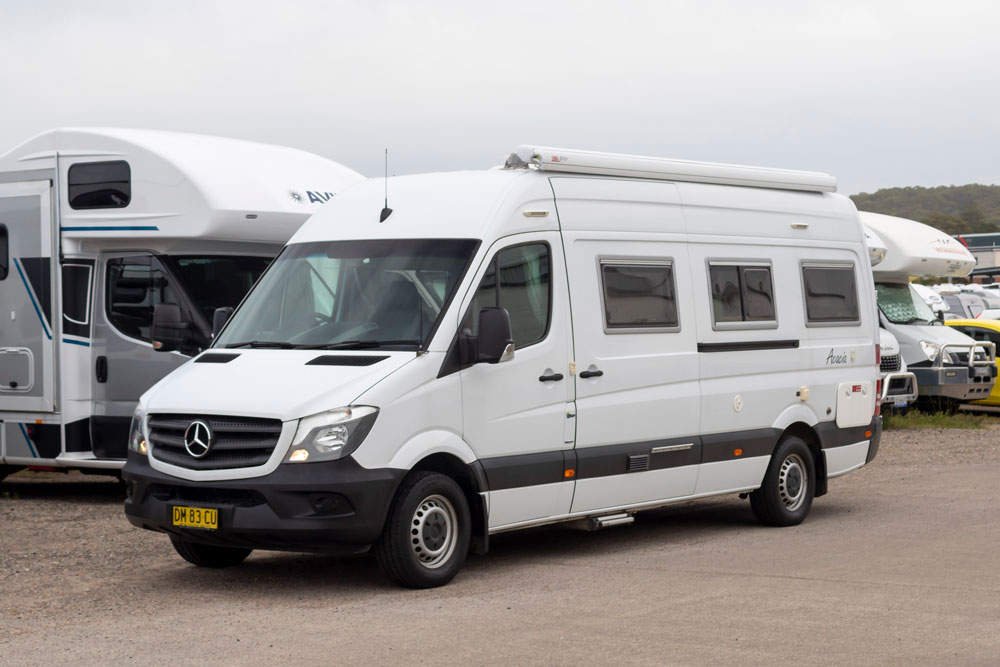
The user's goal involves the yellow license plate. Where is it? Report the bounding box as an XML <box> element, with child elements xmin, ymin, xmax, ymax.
<box><xmin>172</xmin><ymin>505</ymin><xmax>218</xmax><ymax>530</ymax></box>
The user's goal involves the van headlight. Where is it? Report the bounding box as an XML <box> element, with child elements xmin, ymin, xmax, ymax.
<box><xmin>284</xmin><ymin>406</ymin><xmax>379</xmax><ymax>463</ymax></box>
<box><xmin>128</xmin><ymin>407</ymin><xmax>148</xmax><ymax>456</ymax></box>
<box><xmin>919</xmin><ymin>341</ymin><xmax>941</xmax><ymax>361</ymax></box>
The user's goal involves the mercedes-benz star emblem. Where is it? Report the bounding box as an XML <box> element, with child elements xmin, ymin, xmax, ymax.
<box><xmin>183</xmin><ymin>420</ymin><xmax>213</xmax><ymax>458</ymax></box>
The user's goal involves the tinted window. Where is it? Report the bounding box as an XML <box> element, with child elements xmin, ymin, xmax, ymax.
<box><xmin>464</xmin><ymin>243</ymin><xmax>550</xmax><ymax>347</ymax></box>
<box><xmin>601</xmin><ymin>262</ymin><xmax>678</xmax><ymax>329</ymax></box>
<box><xmin>171</xmin><ymin>256</ymin><xmax>272</xmax><ymax>322</ymax></box>
<box><xmin>0</xmin><ymin>224</ymin><xmax>7</xmax><ymax>280</ymax></box>
<box><xmin>62</xmin><ymin>264</ymin><xmax>93</xmax><ymax>327</ymax></box>
<box><xmin>803</xmin><ymin>265</ymin><xmax>860</xmax><ymax>323</ymax></box>
<box><xmin>69</xmin><ymin>161</ymin><xmax>131</xmax><ymax>209</ymax></box>
<box><xmin>106</xmin><ymin>256</ymin><xmax>168</xmax><ymax>341</ymax></box>
<box><xmin>710</xmin><ymin>264</ymin><xmax>775</xmax><ymax>325</ymax></box>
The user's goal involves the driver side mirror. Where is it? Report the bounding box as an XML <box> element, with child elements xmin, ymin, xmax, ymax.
<box><xmin>152</xmin><ymin>303</ymin><xmax>192</xmax><ymax>353</ymax></box>
<box><xmin>212</xmin><ymin>307</ymin><xmax>234</xmax><ymax>339</ymax></box>
<box><xmin>477</xmin><ymin>307</ymin><xmax>514</xmax><ymax>364</ymax></box>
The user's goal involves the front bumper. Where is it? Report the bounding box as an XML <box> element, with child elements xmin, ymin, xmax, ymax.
<box><xmin>911</xmin><ymin>365</ymin><xmax>996</xmax><ymax>400</ymax></box>
<box><xmin>880</xmin><ymin>371</ymin><xmax>917</xmax><ymax>406</ymax></box>
<box><xmin>122</xmin><ymin>453</ymin><xmax>405</xmax><ymax>553</ymax></box>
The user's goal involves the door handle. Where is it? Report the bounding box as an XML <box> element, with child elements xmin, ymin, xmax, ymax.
<box><xmin>538</xmin><ymin>372</ymin><xmax>564</xmax><ymax>382</ymax></box>
<box><xmin>579</xmin><ymin>369</ymin><xmax>604</xmax><ymax>379</ymax></box>
<box><xmin>96</xmin><ymin>356</ymin><xmax>108</xmax><ymax>383</ymax></box>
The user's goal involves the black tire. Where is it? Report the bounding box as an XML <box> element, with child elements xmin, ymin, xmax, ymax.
<box><xmin>0</xmin><ymin>465</ymin><xmax>24</xmax><ymax>483</ymax></box>
<box><xmin>749</xmin><ymin>436</ymin><xmax>816</xmax><ymax>527</ymax></box>
<box><xmin>375</xmin><ymin>471</ymin><xmax>471</xmax><ymax>589</ymax></box>
<box><xmin>170</xmin><ymin>536</ymin><xmax>252</xmax><ymax>568</ymax></box>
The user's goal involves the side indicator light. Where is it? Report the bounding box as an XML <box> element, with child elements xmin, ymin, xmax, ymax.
<box><xmin>734</xmin><ymin>449</ymin><xmax>743</xmax><ymax>457</ymax></box>
<box><xmin>564</xmin><ymin>469</ymin><xmax>575</xmax><ymax>478</ymax></box>
<box><xmin>865</xmin><ymin>431</ymin><xmax>873</xmax><ymax>438</ymax></box>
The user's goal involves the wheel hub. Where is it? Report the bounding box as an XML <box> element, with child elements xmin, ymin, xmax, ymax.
<box><xmin>409</xmin><ymin>494</ymin><xmax>458</xmax><ymax>569</ymax></box>
<box><xmin>778</xmin><ymin>453</ymin><xmax>807</xmax><ymax>511</ymax></box>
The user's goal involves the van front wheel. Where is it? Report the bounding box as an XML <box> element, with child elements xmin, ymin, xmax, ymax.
<box><xmin>376</xmin><ymin>471</ymin><xmax>471</xmax><ymax>588</ymax></box>
<box><xmin>749</xmin><ymin>436</ymin><xmax>815</xmax><ymax>527</ymax></box>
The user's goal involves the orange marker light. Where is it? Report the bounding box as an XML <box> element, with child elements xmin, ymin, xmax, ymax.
<box><xmin>564</xmin><ymin>469</ymin><xmax>575</xmax><ymax>478</ymax></box>
<box><xmin>865</xmin><ymin>430</ymin><xmax>873</xmax><ymax>438</ymax></box>
<box><xmin>734</xmin><ymin>449</ymin><xmax>743</xmax><ymax>457</ymax></box>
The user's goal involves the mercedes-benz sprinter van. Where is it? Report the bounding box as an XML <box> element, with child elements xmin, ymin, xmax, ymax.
<box><xmin>124</xmin><ymin>146</ymin><xmax>882</xmax><ymax>588</ymax></box>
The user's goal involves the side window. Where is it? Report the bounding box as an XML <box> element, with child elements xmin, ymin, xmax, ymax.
<box><xmin>802</xmin><ymin>264</ymin><xmax>860</xmax><ymax>325</ymax></box>
<box><xmin>463</xmin><ymin>243</ymin><xmax>550</xmax><ymax>347</ymax></box>
<box><xmin>709</xmin><ymin>263</ymin><xmax>776</xmax><ymax>326</ymax></box>
<box><xmin>68</xmin><ymin>161</ymin><xmax>131</xmax><ymax>210</ymax></box>
<box><xmin>106</xmin><ymin>256</ymin><xmax>168</xmax><ymax>341</ymax></box>
<box><xmin>0</xmin><ymin>224</ymin><xmax>8</xmax><ymax>280</ymax></box>
<box><xmin>600</xmin><ymin>261</ymin><xmax>678</xmax><ymax>330</ymax></box>
<box><xmin>62</xmin><ymin>264</ymin><xmax>93</xmax><ymax>337</ymax></box>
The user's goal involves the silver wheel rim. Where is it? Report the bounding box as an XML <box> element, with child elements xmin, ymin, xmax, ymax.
<box><xmin>409</xmin><ymin>494</ymin><xmax>458</xmax><ymax>569</ymax></box>
<box><xmin>778</xmin><ymin>453</ymin><xmax>807</xmax><ymax>511</ymax></box>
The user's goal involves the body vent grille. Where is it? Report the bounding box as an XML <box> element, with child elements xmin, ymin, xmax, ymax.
<box><xmin>880</xmin><ymin>355</ymin><xmax>901</xmax><ymax>373</ymax></box>
<box><xmin>627</xmin><ymin>454</ymin><xmax>650</xmax><ymax>472</ymax></box>
<box><xmin>305</xmin><ymin>355</ymin><xmax>389</xmax><ymax>367</ymax></box>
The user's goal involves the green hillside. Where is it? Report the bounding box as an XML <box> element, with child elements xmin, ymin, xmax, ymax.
<box><xmin>850</xmin><ymin>184</ymin><xmax>1000</xmax><ymax>235</ymax></box>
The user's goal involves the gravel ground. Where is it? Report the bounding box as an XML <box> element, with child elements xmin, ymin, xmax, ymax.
<box><xmin>1</xmin><ymin>426</ymin><xmax>998</xmax><ymax>666</ymax></box>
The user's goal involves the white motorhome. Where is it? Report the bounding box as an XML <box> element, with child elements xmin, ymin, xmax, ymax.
<box><xmin>124</xmin><ymin>146</ymin><xmax>882</xmax><ymax>588</ymax></box>
<box><xmin>0</xmin><ymin>128</ymin><xmax>363</xmax><ymax>480</ymax></box>
<box><xmin>860</xmin><ymin>212</ymin><xmax>996</xmax><ymax>405</ymax></box>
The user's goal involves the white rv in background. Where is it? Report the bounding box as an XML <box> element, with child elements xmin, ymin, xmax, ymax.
<box><xmin>124</xmin><ymin>146</ymin><xmax>882</xmax><ymax>588</ymax></box>
<box><xmin>860</xmin><ymin>212</ymin><xmax>996</xmax><ymax>406</ymax></box>
<box><xmin>0</xmin><ymin>128</ymin><xmax>363</xmax><ymax>480</ymax></box>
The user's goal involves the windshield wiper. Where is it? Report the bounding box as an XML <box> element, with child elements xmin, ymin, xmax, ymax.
<box><xmin>223</xmin><ymin>340</ymin><xmax>297</xmax><ymax>349</ymax></box>
<box><xmin>303</xmin><ymin>339</ymin><xmax>422</xmax><ymax>350</ymax></box>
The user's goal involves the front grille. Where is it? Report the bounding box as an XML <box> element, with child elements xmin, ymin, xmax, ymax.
<box><xmin>880</xmin><ymin>355</ymin><xmax>901</xmax><ymax>373</ymax></box>
<box><xmin>148</xmin><ymin>414</ymin><xmax>283</xmax><ymax>470</ymax></box>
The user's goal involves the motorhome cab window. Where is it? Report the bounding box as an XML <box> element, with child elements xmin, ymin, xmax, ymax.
<box><xmin>214</xmin><ymin>239</ymin><xmax>479</xmax><ymax>349</ymax></box>
<box><xmin>875</xmin><ymin>283</ymin><xmax>936</xmax><ymax>324</ymax></box>
<box><xmin>0</xmin><ymin>224</ymin><xmax>8</xmax><ymax>280</ymax></box>
<box><xmin>106</xmin><ymin>256</ymin><xmax>172</xmax><ymax>341</ymax></box>
<box><xmin>709</xmin><ymin>263</ymin><xmax>776</xmax><ymax>326</ymax></box>
<box><xmin>68</xmin><ymin>161</ymin><xmax>131</xmax><ymax>209</ymax></box>
<box><xmin>463</xmin><ymin>243</ymin><xmax>550</xmax><ymax>346</ymax></box>
<box><xmin>172</xmin><ymin>256</ymin><xmax>271</xmax><ymax>322</ymax></box>
<box><xmin>802</xmin><ymin>264</ymin><xmax>860</xmax><ymax>324</ymax></box>
<box><xmin>62</xmin><ymin>264</ymin><xmax>93</xmax><ymax>336</ymax></box>
<box><xmin>600</xmin><ymin>260</ymin><xmax>678</xmax><ymax>330</ymax></box>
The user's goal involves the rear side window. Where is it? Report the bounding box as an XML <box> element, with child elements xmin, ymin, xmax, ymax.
<box><xmin>709</xmin><ymin>263</ymin><xmax>775</xmax><ymax>326</ymax></box>
<box><xmin>600</xmin><ymin>261</ymin><xmax>678</xmax><ymax>331</ymax></box>
<box><xmin>62</xmin><ymin>264</ymin><xmax>93</xmax><ymax>337</ymax></box>
<box><xmin>802</xmin><ymin>265</ymin><xmax>860</xmax><ymax>324</ymax></box>
<box><xmin>463</xmin><ymin>243</ymin><xmax>550</xmax><ymax>347</ymax></box>
<box><xmin>68</xmin><ymin>161</ymin><xmax>131</xmax><ymax>210</ymax></box>
<box><xmin>0</xmin><ymin>224</ymin><xmax>7</xmax><ymax>280</ymax></box>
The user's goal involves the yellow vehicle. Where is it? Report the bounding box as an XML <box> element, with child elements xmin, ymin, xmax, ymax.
<box><xmin>945</xmin><ymin>319</ymin><xmax>1000</xmax><ymax>406</ymax></box>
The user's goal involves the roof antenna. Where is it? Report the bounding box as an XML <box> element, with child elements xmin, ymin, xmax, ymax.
<box><xmin>380</xmin><ymin>148</ymin><xmax>392</xmax><ymax>222</ymax></box>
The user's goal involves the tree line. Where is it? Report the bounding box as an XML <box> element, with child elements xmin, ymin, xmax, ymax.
<box><xmin>850</xmin><ymin>184</ymin><xmax>1000</xmax><ymax>235</ymax></box>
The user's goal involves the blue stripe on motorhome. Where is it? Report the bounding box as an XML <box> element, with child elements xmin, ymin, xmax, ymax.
<box><xmin>63</xmin><ymin>338</ymin><xmax>90</xmax><ymax>347</ymax></box>
<box><xmin>12</xmin><ymin>258</ymin><xmax>52</xmax><ymax>340</ymax></box>
<box><xmin>17</xmin><ymin>423</ymin><xmax>39</xmax><ymax>458</ymax></box>
<box><xmin>60</xmin><ymin>226</ymin><xmax>159</xmax><ymax>232</ymax></box>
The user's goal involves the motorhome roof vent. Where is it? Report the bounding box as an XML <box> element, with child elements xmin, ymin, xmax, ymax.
<box><xmin>504</xmin><ymin>145</ymin><xmax>838</xmax><ymax>194</ymax></box>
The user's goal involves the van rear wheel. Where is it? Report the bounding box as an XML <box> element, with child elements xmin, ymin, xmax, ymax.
<box><xmin>170</xmin><ymin>536</ymin><xmax>252</xmax><ymax>568</ymax></box>
<box><xmin>750</xmin><ymin>436</ymin><xmax>815</xmax><ymax>527</ymax></box>
<box><xmin>375</xmin><ymin>471</ymin><xmax>470</xmax><ymax>589</ymax></box>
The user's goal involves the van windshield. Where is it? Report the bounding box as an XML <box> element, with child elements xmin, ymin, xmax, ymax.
<box><xmin>214</xmin><ymin>239</ymin><xmax>479</xmax><ymax>350</ymax></box>
<box><xmin>876</xmin><ymin>282</ymin><xmax>936</xmax><ymax>325</ymax></box>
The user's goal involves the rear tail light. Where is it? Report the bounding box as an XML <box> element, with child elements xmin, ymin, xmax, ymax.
<box><xmin>874</xmin><ymin>379</ymin><xmax>882</xmax><ymax>417</ymax></box>
<box><xmin>875</xmin><ymin>344</ymin><xmax>881</xmax><ymax>366</ymax></box>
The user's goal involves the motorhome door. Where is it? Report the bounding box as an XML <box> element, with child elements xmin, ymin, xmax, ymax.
<box><xmin>0</xmin><ymin>180</ymin><xmax>57</xmax><ymax>413</ymax></box>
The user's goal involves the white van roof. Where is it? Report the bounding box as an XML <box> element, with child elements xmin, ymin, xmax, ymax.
<box><xmin>860</xmin><ymin>211</ymin><xmax>976</xmax><ymax>280</ymax></box>
<box><xmin>0</xmin><ymin>128</ymin><xmax>364</xmax><ymax>246</ymax></box>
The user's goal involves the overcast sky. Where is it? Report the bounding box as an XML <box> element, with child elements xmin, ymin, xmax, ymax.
<box><xmin>1</xmin><ymin>0</ymin><xmax>998</xmax><ymax>195</ymax></box>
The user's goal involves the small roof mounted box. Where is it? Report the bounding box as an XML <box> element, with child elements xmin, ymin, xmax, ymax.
<box><xmin>504</xmin><ymin>145</ymin><xmax>838</xmax><ymax>194</ymax></box>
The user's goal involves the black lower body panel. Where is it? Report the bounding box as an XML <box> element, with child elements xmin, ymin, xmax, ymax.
<box><xmin>122</xmin><ymin>454</ymin><xmax>405</xmax><ymax>553</ymax></box>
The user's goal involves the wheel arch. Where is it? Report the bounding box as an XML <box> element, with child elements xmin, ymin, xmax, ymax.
<box><xmin>410</xmin><ymin>452</ymin><xmax>489</xmax><ymax>555</ymax></box>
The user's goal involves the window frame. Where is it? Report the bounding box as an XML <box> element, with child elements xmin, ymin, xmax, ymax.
<box><xmin>706</xmin><ymin>259</ymin><xmax>778</xmax><ymax>331</ymax></box>
<box><xmin>800</xmin><ymin>261</ymin><xmax>862</xmax><ymax>328</ymax></box>
<box><xmin>461</xmin><ymin>240</ymin><xmax>553</xmax><ymax>352</ymax></box>
<box><xmin>62</xmin><ymin>263</ymin><xmax>94</xmax><ymax>327</ymax></box>
<box><xmin>597</xmin><ymin>257</ymin><xmax>680</xmax><ymax>334</ymax></box>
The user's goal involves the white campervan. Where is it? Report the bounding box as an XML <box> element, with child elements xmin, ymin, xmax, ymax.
<box><xmin>0</xmin><ymin>128</ymin><xmax>362</xmax><ymax>480</ymax></box>
<box><xmin>124</xmin><ymin>146</ymin><xmax>882</xmax><ymax>588</ymax></box>
<box><xmin>860</xmin><ymin>212</ymin><xmax>996</xmax><ymax>406</ymax></box>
